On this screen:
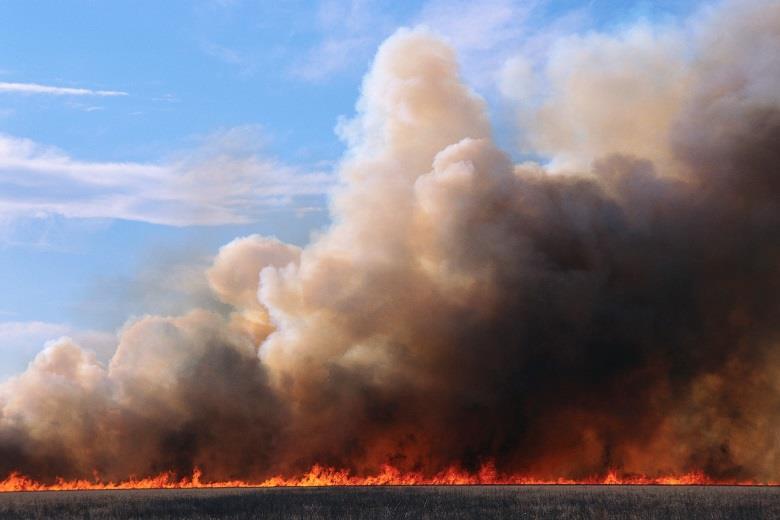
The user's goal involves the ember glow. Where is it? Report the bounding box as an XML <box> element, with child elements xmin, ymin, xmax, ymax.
<box><xmin>1</xmin><ymin>0</ymin><xmax>780</xmax><ymax>488</ymax></box>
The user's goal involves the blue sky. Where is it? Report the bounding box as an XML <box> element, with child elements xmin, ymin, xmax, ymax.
<box><xmin>0</xmin><ymin>0</ymin><xmax>703</xmax><ymax>378</ymax></box>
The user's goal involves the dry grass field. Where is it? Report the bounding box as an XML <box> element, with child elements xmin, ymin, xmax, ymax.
<box><xmin>0</xmin><ymin>485</ymin><xmax>778</xmax><ymax>519</ymax></box>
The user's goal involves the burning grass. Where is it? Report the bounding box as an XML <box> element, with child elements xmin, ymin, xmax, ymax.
<box><xmin>0</xmin><ymin>464</ymin><xmax>776</xmax><ymax>492</ymax></box>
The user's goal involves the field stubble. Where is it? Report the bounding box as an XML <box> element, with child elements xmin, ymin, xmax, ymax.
<box><xmin>0</xmin><ymin>485</ymin><xmax>778</xmax><ymax>519</ymax></box>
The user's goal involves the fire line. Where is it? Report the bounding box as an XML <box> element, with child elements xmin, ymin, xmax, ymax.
<box><xmin>1</xmin><ymin>465</ymin><xmax>776</xmax><ymax>492</ymax></box>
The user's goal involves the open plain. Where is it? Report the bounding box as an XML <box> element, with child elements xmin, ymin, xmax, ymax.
<box><xmin>0</xmin><ymin>485</ymin><xmax>778</xmax><ymax>519</ymax></box>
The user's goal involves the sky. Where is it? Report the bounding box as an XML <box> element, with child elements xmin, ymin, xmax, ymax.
<box><xmin>0</xmin><ymin>0</ymin><xmax>704</xmax><ymax>380</ymax></box>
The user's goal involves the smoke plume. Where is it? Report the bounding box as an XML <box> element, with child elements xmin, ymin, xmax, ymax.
<box><xmin>1</xmin><ymin>0</ymin><xmax>779</xmax><ymax>482</ymax></box>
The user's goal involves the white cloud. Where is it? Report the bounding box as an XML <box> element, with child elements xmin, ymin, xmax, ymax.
<box><xmin>290</xmin><ymin>37</ymin><xmax>373</xmax><ymax>81</ymax></box>
<box><xmin>0</xmin><ymin>82</ymin><xmax>127</xmax><ymax>97</ymax></box>
<box><xmin>414</xmin><ymin>0</ymin><xmax>542</xmax><ymax>90</ymax></box>
<box><xmin>0</xmin><ymin>321</ymin><xmax>115</xmax><ymax>380</ymax></box>
<box><xmin>0</xmin><ymin>127</ymin><xmax>335</xmax><ymax>226</ymax></box>
<box><xmin>498</xmin><ymin>54</ymin><xmax>536</xmax><ymax>102</ymax></box>
<box><xmin>290</xmin><ymin>0</ymin><xmax>537</xmax><ymax>84</ymax></box>
<box><xmin>418</xmin><ymin>0</ymin><xmax>530</xmax><ymax>52</ymax></box>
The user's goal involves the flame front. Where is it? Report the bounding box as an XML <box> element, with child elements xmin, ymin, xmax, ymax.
<box><xmin>2</xmin><ymin>0</ymin><xmax>780</xmax><ymax>488</ymax></box>
<box><xmin>0</xmin><ymin>465</ymin><xmax>775</xmax><ymax>492</ymax></box>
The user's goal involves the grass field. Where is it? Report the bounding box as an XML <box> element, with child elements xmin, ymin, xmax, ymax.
<box><xmin>0</xmin><ymin>485</ymin><xmax>777</xmax><ymax>519</ymax></box>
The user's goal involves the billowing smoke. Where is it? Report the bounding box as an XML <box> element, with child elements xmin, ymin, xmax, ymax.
<box><xmin>2</xmin><ymin>0</ymin><xmax>780</xmax><ymax>483</ymax></box>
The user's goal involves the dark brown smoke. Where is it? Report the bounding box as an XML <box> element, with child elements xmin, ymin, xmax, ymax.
<box><xmin>1</xmin><ymin>0</ymin><xmax>779</xmax><ymax>483</ymax></box>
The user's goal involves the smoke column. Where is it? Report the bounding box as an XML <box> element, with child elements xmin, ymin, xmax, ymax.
<box><xmin>1</xmin><ymin>0</ymin><xmax>779</xmax><ymax>483</ymax></box>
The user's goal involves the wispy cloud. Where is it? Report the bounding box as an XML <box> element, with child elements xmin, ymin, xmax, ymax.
<box><xmin>290</xmin><ymin>36</ymin><xmax>373</xmax><ymax>81</ymax></box>
<box><xmin>0</xmin><ymin>321</ymin><xmax>115</xmax><ymax>380</ymax></box>
<box><xmin>0</xmin><ymin>127</ymin><xmax>334</xmax><ymax>226</ymax></box>
<box><xmin>415</xmin><ymin>0</ymin><xmax>540</xmax><ymax>89</ymax></box>
<box><xmin>290</xmin><ymin>0</ymin><xmax>535</xmax><ymax>84</ymax></box>
<box><xmin>418</xmin><ymin>0</ymin><xmax>530</xmax><ymax>51</ymax></box>
<box><xmin>201</xmin><ymin>42</ymin><xmax>248</xmax><ymax>67</ymax></box>
<box><xmin>290</xmin><ymin>0</ymin><xmax>395</xmax><ymax>82</ymax></box>
<box><xmin>0</xmin><ymin>81</ymin><xmax>127</xmax><ymax>97</ymax></box>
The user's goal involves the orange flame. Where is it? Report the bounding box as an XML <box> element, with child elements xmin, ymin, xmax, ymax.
<box><xmin>0</xmin><ymin>465</ymin><xmax>775</xmax><ymax>492</ymax></box>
